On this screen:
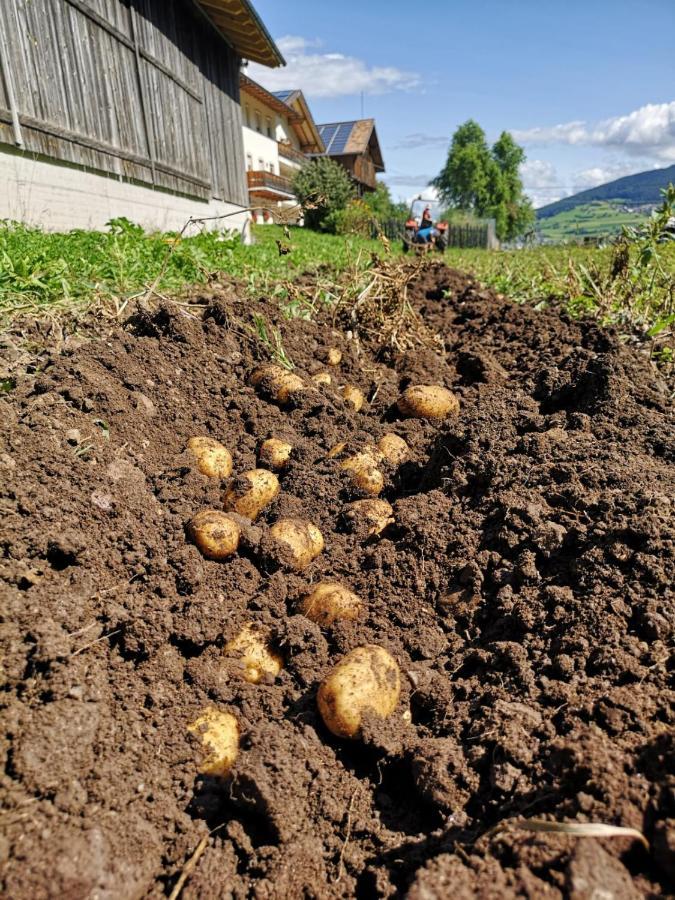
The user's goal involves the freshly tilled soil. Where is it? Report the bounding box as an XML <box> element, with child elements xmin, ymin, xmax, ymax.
<box><xmin>0</xmin><ymin>262</ymin><xmax>673</xmax><ymax>898</ymax></box>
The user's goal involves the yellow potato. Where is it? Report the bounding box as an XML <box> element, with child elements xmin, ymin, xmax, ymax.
<box><xmin>300</xmin><ymin>582</ymin><xmax>363</xmax><ymax>626</ymax></box>
<box><xmin>224</xmin><ymin>623</ymin><xmax>283</xmax><ymax>683</ymax></box>
<box><xmin>397</xmin><ymin>385</ymin><xmax>460</xmax><ymax>420</ymax></box>
<box><xmin>269</xmin><ymin>518</ymin><xmax>324</xmax><ymax>571</ymax></box>
<box><xmin>250</xmin><ymin>364</ymin><xmax>306</xmax><ymax>405</ymax></box>
<box><xmin>312</xmin><ymin>371</ymin><xmax>332</xmax><ymax>386</ymax></box>
<box><xmin>326</xmin><ymin>441</ymin><xmax>347</xmax><ymax>460</ymax></box>
<box><xmin>187</xmin><ymin>707</ymin><xmax>239</xmax><ymax>777</ymax></box>
<box><xmin>340</xmin><ymin>450</ymin><xmax>384</xmax><ymax>496</ymax></box>
<box><xmin>317</xmin><ymin>645</ymin><xmax>401</xmax><ymax>739</ymax></box>
<box><xmin>344</xmin><ymin>499</ymin><xmax>394</xmax><ymax>536</ymax></box>
<box><xmin>342</xmin><ymin>385</ymin><xmax>365</xmax><ymax>412</ymax></box>
<box><xmin>259</xmin><ymin>438</ymin><xmax>292</xmax><ymax>471</ymax></box>
<box><xmin>186</xmin><ymin>436</ymin><xmax>233</xmax><ymax>479</ymax></box>
<box><xmin>378</xmin><ymin>434</ymin><xmax>410</xmax><ymax>466</ymax></box>
<box><xmin>223</xmin><ymin>469</ymin><xmax>280</xmax><ymax>520</ymax></box>
<box><xmin>326</xmin><ymin>347</ymin><xmax>342</xmax><ymax>366</ymax></box>
<box><xmin>188</xmin><ymin>510</ymin><xmax>240</xmax><ymax>559</ymax></box>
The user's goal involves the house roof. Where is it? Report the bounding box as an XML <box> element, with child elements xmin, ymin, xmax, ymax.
<box><xmin>240</xmin><ymin>75</ymin><xmax>301</xmax><ymax>119</ymax></box>
<box><xmin>194</xmin><ymin>0</ymin><xmax>284</xmax><ymax>67</ymax></box>
<box><xmin>316</xmin><ymin>119</ymin><xmax>385</xmax><ymax>171</ymax></box>
<box><xmin>241</xmin><ymin>78</ymin><xmax>325</xmax><ymax>154</ymax></box>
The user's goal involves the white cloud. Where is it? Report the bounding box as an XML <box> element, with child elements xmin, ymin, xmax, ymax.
<box><xmin>247</xmin><ymin>35</ymin><xmax>421</xmax><ymax>99</ymax></box>
<box><xmin>393</xmin><ymin>133</ymin><xmax>448</xmax><ymax>150</ymax></box>
<box><xmin>514</xmin><ymin>101</ymin><xmax>675</xmax><ymax>161</ymax></box>
<box><xmin>571</xmin><ymin>162</ymin><xmax>651</xmax><ymax>192</ymax></box>
<box><xmin>519</xmin><ymin>160</ymin><xmax>570</xmax><ymax>209</ymax></box>
<box><xmin>385</xmin><ymin>174</ymin><xmax>433</xmax><ymax>187</ymax></box>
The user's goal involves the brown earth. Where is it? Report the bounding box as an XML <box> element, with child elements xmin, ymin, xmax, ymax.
<box><xmin>0</xmin><ymin>262</ymin><xmax>673</xmax><ymax>899</ymax></box>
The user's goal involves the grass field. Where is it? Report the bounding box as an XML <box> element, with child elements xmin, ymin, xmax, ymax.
<box><xmin>1</xmin><ymin>219</ymin><xmax>673</xmax><ymax>364</ymax></box>
<box><xmin>536</xmin><ymin>200</ymin><xmax>648</xmax><ymax>242</ymax></box>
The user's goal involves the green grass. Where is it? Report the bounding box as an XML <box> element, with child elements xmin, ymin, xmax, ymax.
<box><xmin>537</xmin><ymin>201</ymin><xmax>648</xmax><ymax>241</ymax></box>
<box><xmin>0</xmin><ymin>218</ymin><xmax>387</xmax><ymax>328</ymax></box>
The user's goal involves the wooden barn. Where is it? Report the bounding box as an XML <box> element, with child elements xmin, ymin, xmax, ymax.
<box><xmin>315</xmin><ymin>119</ymin><xmax>385</xmax><ymax>194</ymax></box>
<box><xmin>0</xmin><ymin>0</ymin><xmax>283</xmax><ymax>232</ymax></box>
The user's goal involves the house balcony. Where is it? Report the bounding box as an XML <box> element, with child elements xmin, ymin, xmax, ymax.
<box><xmin>247</xmin><ymin>170</ymin><xmax>295</xmax><ymax>201</ymax></box>
<box><xmin>277</xmin><ymin>141</ymin><xmax>307</xmax><ymax>167</ymax></box>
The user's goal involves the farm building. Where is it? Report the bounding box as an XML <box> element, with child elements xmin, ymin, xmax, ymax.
<box><xmin>240</xmin><ymin>76</ymin><xmax>324</xmax><ymax>221</ymax></box>
<box><xmin>0</xmin><ymin>0</ymin><xmax>283</xmax><ymax>233</ymax></box>
<box><xmin>315</xmin><ymin>119</ymin><xmax>385</xmax><ymax>194</ymax></box>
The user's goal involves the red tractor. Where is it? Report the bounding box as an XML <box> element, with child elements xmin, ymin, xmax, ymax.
<box><xmin>402</xmin><ymin>198</ymin><xmax>448</xmax><ymax>253</ymax></box>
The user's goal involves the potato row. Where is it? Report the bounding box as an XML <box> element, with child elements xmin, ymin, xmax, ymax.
<box><xmin>185</xmin><ymin>360</ymin><xmax>460</xmax><ymax>777</ymax></box>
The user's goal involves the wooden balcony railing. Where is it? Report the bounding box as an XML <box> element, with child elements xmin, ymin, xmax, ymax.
<box><xmin>277</xmin><ymin>141</ymin><xmax>307</xmax><ymax>166</ymax></box>
<box><xmin>247</xmin><ymin>170</ymin><xmax>294</xmax><ymax>197</ymax></box>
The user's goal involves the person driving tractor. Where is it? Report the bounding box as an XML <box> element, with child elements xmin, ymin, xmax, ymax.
<box><xmin>403</xmin><ymin>199</ymin><xmax>448</xmax><ymax>253</ymax></box>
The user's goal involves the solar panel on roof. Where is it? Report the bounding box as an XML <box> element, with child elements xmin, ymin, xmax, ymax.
<box><xmin>328</xmin><ymin>122</ymin><xmax>353</xmax><ymax>154</ymax></box>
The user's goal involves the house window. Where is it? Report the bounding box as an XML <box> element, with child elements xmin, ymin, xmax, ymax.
<box><xmin>255</xmin><ymin>111</ymin><xmax>262</xmax><ymax>133</ymax></box>
<box><xmin>266</xmin><ymin>117</ymin><xmax>273</xmax><ymax>138</ymax></box>
<box><xmin>267</xmin><ymin>162</ymin><xmax>274</xmax><ymax>173</ymax></box>
<box><xmin>258</xmin><ymin>158</ymin><xmax>264</xmax><ymax>170</ymax></box>
<box><xmin>246</xmin><ymin>154</ymin><xmax>253</xmax><ymax>171</ymax></box>
<box><xmin>244</xmin><ymin>105</ymin><xmax>250</xmax><ymax>128</ymax></box>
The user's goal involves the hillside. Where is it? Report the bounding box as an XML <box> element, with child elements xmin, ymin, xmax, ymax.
<box><xmin>537</xmin><ymin>163</ymin><xmax>675</xmax><ymax>219</ymax></box>
<box><xmin>537</xmin><ymin>200</ymin><xmax>647</xmax><ymax>241</ymax></box>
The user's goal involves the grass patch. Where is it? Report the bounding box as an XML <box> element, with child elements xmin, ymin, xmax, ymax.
<box><xmin>536</xmin><ymin>200</ymin><xmax>648</xmax><ymax>241</ymax></box>
<box><xmin>0</xmin><ymin>218</ymin><xmax>388</xmax><ymax>328</ymax></box>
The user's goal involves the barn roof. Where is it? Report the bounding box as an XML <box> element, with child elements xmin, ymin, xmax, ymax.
<box><xmin>194</xmin><ymin>0</ymin><xmax>284</xmax><ymax>67</ymax></box>
<box><xmin>316</xmin><ymin>119</ymin><xmax>384</xmax><ymax>171</ymax></box>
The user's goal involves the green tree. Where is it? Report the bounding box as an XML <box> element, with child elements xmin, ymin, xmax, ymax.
<box><xmin>293</xmin><ymin>158</ymin><xmax>355</xmax><ymax>232</ymax></box>
<box><xmin>431</xmin><ymin>121</ymin><xmax>534</xmax><ymax>241</ymax></box>
<box><xmin>362</xmin><ymin>182</ymin><xmax>408</xmax><ymax>224</ymax></box>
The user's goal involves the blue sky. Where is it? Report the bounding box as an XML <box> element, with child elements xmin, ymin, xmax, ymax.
<box><xmin>248</xmin><ymin>0</ymin><xmax>675</xmax><ymax>208</ymax></box>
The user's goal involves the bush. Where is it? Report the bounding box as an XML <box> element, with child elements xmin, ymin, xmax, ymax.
<box><xmin>293</xmin><ymin>158</ymin><xmax>355</xmax><ymax>232</ymax></box>
<box><xmin>329</xmin><ymin>199</ymin><xmax>374</xmax><ymax>237</ymax></box>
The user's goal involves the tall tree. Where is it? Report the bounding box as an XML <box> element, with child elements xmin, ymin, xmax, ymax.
<box><xmin>431</xmin><ymin>121</ymin><xmax>534</xmax><ymax>241</ymax></box>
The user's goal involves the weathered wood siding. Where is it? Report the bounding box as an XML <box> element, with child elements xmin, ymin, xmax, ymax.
<box><xmin>0</xmin><ymin>0</ymin><xmax>248</xmax><ymax>206</ymax></box>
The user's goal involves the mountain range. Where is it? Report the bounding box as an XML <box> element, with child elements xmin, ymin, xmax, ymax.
<box><xmin>536</xmin><ymin>163</ymin><xmax>675</xmax><ymax>219</ymax></box>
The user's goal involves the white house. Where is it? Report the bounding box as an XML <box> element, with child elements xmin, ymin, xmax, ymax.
<box><xmin>240</xmin><ymin>75</ymin><xmax>324</xmax><ymax>221</ymax></box>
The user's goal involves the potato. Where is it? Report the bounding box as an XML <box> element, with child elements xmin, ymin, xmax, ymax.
<box><xmin>259</xmin><ymin>438</ymin><xmax>292</xmax><ymax>471</ymax></box>
<box><xmin>397</xmin><ymin>384</ymin><xmax>460</xmax><ymax>420</ymax></box>
<box><xmin>326</xmin><ymin>347</ymin><xmax>342</xmax><ymax>366</ymax></box>
<box><xmin>312</xmin><ymin>371</ymin><xmax>332</xmax><ymax>386</ymax></box>
<box><xmin>300</xmin><ymin>582</ymin><xmax>363</xmax><ymax>626</ymax></box>
<box><xmin>326</xmin><ymin>441</ymin><xmax>347</xmax><ymax>460</ymax></box>
<box><xmin>317</xmin><ymin>645</ymin><xmax>401</xmax><ymax>739</ymax></box>
<box><xmin>344</xmin><ymin>498</ymin><xmax>394</xmax><ymax>536</ymax></box>
<box><xmin>186</xmin><ymin>436</ymin><xmax>233</xmax><ymax>479</ymax></box>
<box><xmin>342</xmin><ymin>385</ymin><xmax>365</xmax><ymax>412</ymax></box>
<box><xmin>224</xmin><ymin>623</ymin><xmax>283</xmax><ymax>683</ymax></box>
<box><xmin>250</xmin><ymin>364</ymin><xmax>306</xmax><ymax>405</ymax></box>
<box><xmin>223</xmin><ymin>469</ymin><xmax>280</xmax><ymax>520</ymax></box>
<box><xmin>378</xmin><ymin>433</ymin><xmax>410</xmax><ymax>466</ymax></box>
<box><xmin>187</xmin><ymin>707</ymin><xmax>239</xmax><ymax>777</ymax></box>
<box><xmin>340</xmin><ymin>450</ymin><xmax>384</xmax><ymax>496</ymax></box>
<box><xmin>188</xmin><ymin>510</ymin><xmax>240</xmax><ymax>559</ymax></box>
<box><xmin>269</xmin><ymin>518</ymin><xmax>324</xmax><ymax>570</ymax></box>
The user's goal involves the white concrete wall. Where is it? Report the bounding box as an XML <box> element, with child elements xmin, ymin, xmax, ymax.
<box><xmin>0</xmin><ymin>149</ymin><xmax>251</xmax><ymax>237</ymax></box>
<box><xmin>242</xmin><ymin>125</ymin><xmax>279</xmax><ymax>175</ymax></box>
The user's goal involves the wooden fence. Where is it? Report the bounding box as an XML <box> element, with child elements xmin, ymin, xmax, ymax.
<box><xmin>376</xmin><ymin>219</ymin><xmax>499</xmax><ymax>249</ymax></box>
<box><xmin>0</xmin><ymin>0</ymin><xmax>248</xmax><ymax>206</ymax></box>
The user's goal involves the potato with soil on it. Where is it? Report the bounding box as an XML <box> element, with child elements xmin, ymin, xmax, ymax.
<box><xmin>299</xmin><ymin>582</ymin><xmax>363</xmax><ymax>626</ymax></box>
<box><xmin>344</xmin><ymin>498</ymin><xmax>394</xmax><ymax>536</ymax></box>
<box><xmin>326</xmin><ymin>347</ymin><xmax>342</xmax><ymax>366</ymax></box>
<box><xmin>311</xmin><ymin>371</ymin><xmax>332</xmax><ymax>386</ymax></box>
<box><xmin>378</xmin><ymin>433</ymin><xmax>410</xmax><ymax>466</ymax></box>
<box><xmin>223</xmin><ymin>469</ymin><xmax>280</xmax><ymax>520</ymax></box>
<box><xmin>250</xmin><ymin>363</ymin><xmax>307</xmax><ymax>405</ymax></box>
<box><xmin>397</xmin><ymin>384</ymin><xmax>460</xmax><ymax>420</ymax></box>
<box><xmin>259</xmin><ymin>438</ymin><xmax>292</xmax><ymax>471</ymax></box>
<box><xmin>269</xmin><ymin>518</ymin><xmax>324</xmax><ymax>570</ymax></box>
<box><xmin>317</xmin><ymin>645</ymin><xmax>401</xmax><ymax>739</ymax></box>
<box><xmin>224</xmin><ymin>623</ymin><xmax>283</xmax><ymax>683</ymax></box>
<box><xmin>188</xmin><ymin>510</ymin><xmax>240</xmax><ymax>560</ymax></box>
<box><xmin>187</xmin><ymin>707</ymin><xmax>239</xmax><ymax>776</ymax></box>
<box><xmin>342</xmin><ymin>385</ymin><xmax>365</xmax><ymax>412</ymax></box>
<box><xmin>186</xmin><ymin>436</ymin><xmax>233</xmax><ymax>479</ymax></box>
<box><xmin>340</xmin><ymin>448</ymin><xmax>385</xmax><ymax>496</ymax></box>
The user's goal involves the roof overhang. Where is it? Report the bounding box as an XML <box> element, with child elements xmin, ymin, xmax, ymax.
<box><xmin>240</xmin><ymin>75</ymin><xmax>302</xmax><ymax>119</ymax></box>
<box><xmin>193</xmin><ymin>0</ymin><xmax>284</xmax><ymax>67</ymax></box>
